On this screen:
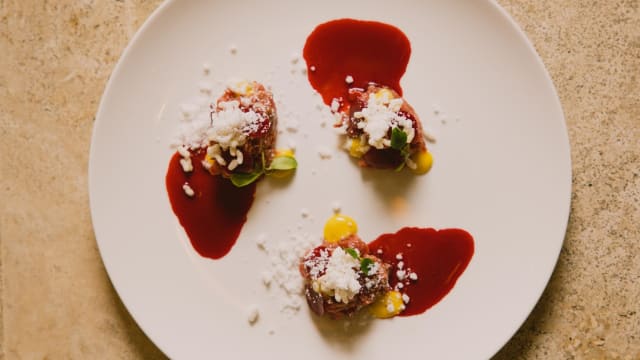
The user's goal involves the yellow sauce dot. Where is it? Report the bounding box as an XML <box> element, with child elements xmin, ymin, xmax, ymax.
<box><xmin>349</xmin><ymin>139</ymin><xmax>366</xmax><ymax>158</ymax></box>
<box><xmin>369</xmin><ymin>291</ymin><xmax>404</xmax><ymax>318</ymax></box>
<box><xmin>411</xmin><ymin>150</ymin><xmax>433</xmax><ymax>175</ymax></box>
<box><xmin>374</xmin><ymin>88</ymin><xmax>394</xmax><ymax>103</ymax></box>
<box><xmin>323</xmin><ymin>214</ymin><xmax>358</xmax><ymax>243</ymax></box>
<box><xmin>275</xmin><ymin>148</ymin><xmax>295</xmax><ymax>158</ymax></box>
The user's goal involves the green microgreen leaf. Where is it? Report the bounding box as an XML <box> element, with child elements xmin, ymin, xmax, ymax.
<box><xmin>267</xmin><ymin>155</ymin><xmax>298</xmax><ymax>171</ymax></box>
<box><xmin>360</xmin><ymin>258</ymin><xmax>374</xmax><ymax>274</ymax></box>
<box><xmin>229</xmin><ymin>171</ymin><xmax>263</xmax><ymax>187</ymax></box>
<box><xmin>391</xmin><ymin>127</ymin><xmax>408</xmax><ymax>150</ymax></box>
<box><xmin>344</xmin><ymin>248</ymin><xmax>360</xmax><ymax>260</ymax></box>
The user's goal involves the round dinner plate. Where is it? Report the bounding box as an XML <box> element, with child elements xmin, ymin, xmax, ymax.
<box><xmin>89</xmin><ymin>0</ymin><xmax>571</xmax><ymax>359</ymax></box>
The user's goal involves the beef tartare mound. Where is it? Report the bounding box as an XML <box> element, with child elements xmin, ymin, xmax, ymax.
<box><xmin>334</xmin><ymin>84</ymin><xmax>432</xmax><ymax>173</ymax></box>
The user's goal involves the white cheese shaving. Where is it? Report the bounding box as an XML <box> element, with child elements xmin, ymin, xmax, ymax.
<box><xmin>182</xmin><ymin>183</ymin><xmax>195</xmax><ymax>197</ymax></box>
<box><xmin>345</xmin><ymin>75</ymin><xmax>354</xmax><ymax>84</ymax></box>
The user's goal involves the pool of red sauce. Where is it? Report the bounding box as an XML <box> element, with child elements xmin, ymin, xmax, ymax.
<box><xmin>166</xmin><ymin>150</ymin><xmax>256</xmax><ymax>259</ymax></box>
<box><xmin>303</xmin><ymin>18</ymin><xmax>411</xmax><ymax>105</ymax></box>
<box><xmin>369</xmin><ymin>228</ymin><xmax>474</xmax><ymax>316</ymax></box>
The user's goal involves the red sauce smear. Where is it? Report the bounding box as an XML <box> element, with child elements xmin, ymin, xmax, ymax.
<box><xmin>165</xmin><ymin>150</ymin><xmax>256</xmax><ymax>259</ymax></box>
<box><xmin>303</xmin><ymin>19</ymin><xmax>411</xmax><ymax>105</ymax></box>
<box><xmin>369</xmin><ymin>228</ymin><xmax>474</xmax><ymax>316</ymax></box>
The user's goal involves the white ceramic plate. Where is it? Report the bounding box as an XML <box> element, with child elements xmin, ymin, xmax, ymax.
<box><xmin>89</xmin><ymin>0</ymin><xmax>571</xmax><ymax>359</ymax></box>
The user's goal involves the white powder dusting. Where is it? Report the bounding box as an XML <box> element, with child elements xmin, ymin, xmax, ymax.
<box><xmin>260</xmin><ymin>228</ymin><xmax>318</xmax><ymax>315</ymax></box>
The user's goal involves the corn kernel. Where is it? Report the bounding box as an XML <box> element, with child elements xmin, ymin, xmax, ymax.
<box><xmin>411</xmin><ymin>150</ymin><xmax>433</xmax><ymax>175</ymax></box>
<box><xmin>323</xmin><ymin>214</ymin><xmax>358</xmax><ymax>243</ymax></box>
<box><xmin>369</xmin><ymin>291</ymin><xmax>404</xmax><ymax>318</ymax></box>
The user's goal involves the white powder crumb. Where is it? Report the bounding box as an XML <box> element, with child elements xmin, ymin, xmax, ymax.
<box><xmin>330</xmin><ymin>99</ymin><xmax>340</xmax><ymax>112</ymax></box>
<box><xmin>315</xmin><ymin>103</ymin><xmax>324</xmax><ymax>111</ymax></box>
<box><xmin>260</xmin><ymin>227</ymin><xmax>317</xmax><ymax>316</ymax></box>
<box><xmin>268</xmin><ymin>329</ymin><xmax>276</xmax><ymax>335</ymax></box>
<box><xmin>202</xmin><ymin>63</ymin><xmax>211</xmax><ymax>75</ymax></box>
<box><xmin>396</xmin><ymin>270</ymin><xmax>406</xmax><ymax>281</ymax></box>
<box><xmin>331</xmin><ymin>201</ymin><xmax>341</xmax><ymax>214</ymax></box>
<box><xmin>182</xmin><ymin>183</ymin><xmax>195</xmax><ymax>197</ymax></box>
<box><xmin>179</xmin><ymin>103</ymin><xmax>199</xmax><ymax>120</ymax></box>
<box><xmin>345</xmin><ymin>75</ymin><xmax>354</xmax><ymax>84</ymax></box>
<box><xmin>402</xmin><ymin>294</ymin><xmax>410</xmax><ymax>304</ymax></box>
<box><xmin>290</xmin><ymin>53</ymin><xmax>300</xmax><ymax>64</ymax></box>
<box><xmin>317</xmin><ymin>147</ymin><xmax>332</xmax><ymax>159</ymax></box>
<box><xmin>397</xmin><ymin>261</ymin><xmax>404</xmax><ymax>270</ymax></box>
<box><xmin>432</xmin><ymin>104</ymin><xmax>441</xmax><ymax>115</ymax></box>
<box><xmin>300</xmin><ymin>208</ymin><xmax>310</xmax><ymax>218</ymax></box>
<box><xmin>285</xmin><ymin>119</ymin><xmax>299</xmax><ymax>133</ymax></box>
<box><xmin>396</xmin><ymin>282</ymin><xmax>404</xmax><ymax>289</ymax></box>
<box><xmin>409</xmin><ymin>272</ymin><xmax>418</xmax><ymax>281</ymax></box>
<box><xmin>246</xmin><ymin>305</ymin><xmax>260</xmax><ymax>325</ymax></box>
<box><xmin>441</xmin><ymin>118</ymin><xmax>447</xmax><ymax>125</ymax></box>
<box><xmin>261</xmin><ymin>271</ymin><xmax>272</xmax><ymax>287</ymax></box>
<box><xmin>256</xmin><ymin>233</ymin><xmax>267</xmax><ymax>250</ymax></box>
<box><xmin>396</xmin><ymin>253</ymin><xmax>403</xmax><ymax>260</ymax></box>
<box><xmin>198</xmin><ymin>81</ymin><xmax>214</xmax><ymax>95</ymax></box>
<box><xmin>229</xmin><ymin>44</ymin><xmax>238</xmax><ymax>55</ymax></box>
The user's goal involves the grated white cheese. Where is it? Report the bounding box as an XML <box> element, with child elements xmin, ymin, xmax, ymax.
<box><xmin>313</xmin><ymin>248</ymin><xmax>361</xmax><ymax>304</ymax></box>
<box><xmin>396</xmin><ymin>270</ymin><xmax>406</xmax><ymax>281</ymax></box>
<box><xmin>310</xmin><ymin>65</ymin><xmax>316</xmax><ymax>72</ymax></box>
<box><xmin>179</xmin><ymin>158</ymin><xmax>193</xmax><ymax>173</ymax></box>
<box><xmin>402</xmin><ymin>294</ymin><xmax>410</xmax><ymax>304</ymax></box>
<box><xmin>207</xmin><ymin>100</ymin><xmax>263</xmax><ymax>151</ymax></box>
<box><xmin>409</xmin><ymin>272</ymin><xmax>418</xmax><ymax>281</ymax></box>
<box><xmin>345</xmin><ymin>75</ymin><xmax>354</xmax><ymax>84</ymax></box>
<box><xmin>182</xmin><ymin>183</ymin><xmax>195</xmax><ymax>197</ymax></box>
<box><xmin>354</xmin><ymin>93</ymin><xmax>415</xmax><ymax>150</ymax></box>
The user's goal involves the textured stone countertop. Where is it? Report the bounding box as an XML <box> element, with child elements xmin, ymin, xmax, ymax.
<box><xmin>1</xmin><ymin>1</ymin><xmax>638</xmax><ymax>359</ymax></box>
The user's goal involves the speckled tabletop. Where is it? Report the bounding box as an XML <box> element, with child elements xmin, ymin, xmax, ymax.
<box><xmin>1</xmin><ymin>1</ymin><xmax>638</xmax><ymax>359</ymax></box>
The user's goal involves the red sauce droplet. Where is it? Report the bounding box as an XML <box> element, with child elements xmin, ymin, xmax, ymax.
<box><xmin>165</xmin><ymin>150</ymin><xmax>256</xmax><ymax>259</ymax></box>
<box><xmin>369</xmin><ymin>228</ymin><xmax>474</xmax><ymax>316</ymax></box>
<box><xmin>303</xmin><ymin>19</ymin><xmax>411</xmax><ymax>105</ymax></box>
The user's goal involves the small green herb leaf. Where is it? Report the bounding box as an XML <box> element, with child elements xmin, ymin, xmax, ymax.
<box><xmin>344</xmin><ymin>248</ymin><xmax>360</xmax><ymax>260</ymax></box>
<box><xmin>360</xmin><ymin>258</ymin><xmax>374</xmax><ymax>274</ymax></box>
<box><xmin>229</xmin><ymin>171</ymin><xmax>263</xmax><ymax>187</ymax></box>
<box><xmin>267</xmin><ymin>156</ymin><xmax>298</xmax><ymax>171</ymax></box>
<box><xmin>391</xmin><ymin>127</ymin><xmax>408</xmax><ymax>150</ymax></box>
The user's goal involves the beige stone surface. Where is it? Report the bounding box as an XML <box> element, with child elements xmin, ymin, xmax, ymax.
<box><xmin>0</xmin><ymin>0</ymin><xmax>638</xmax><ymax>359</ymax></box>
